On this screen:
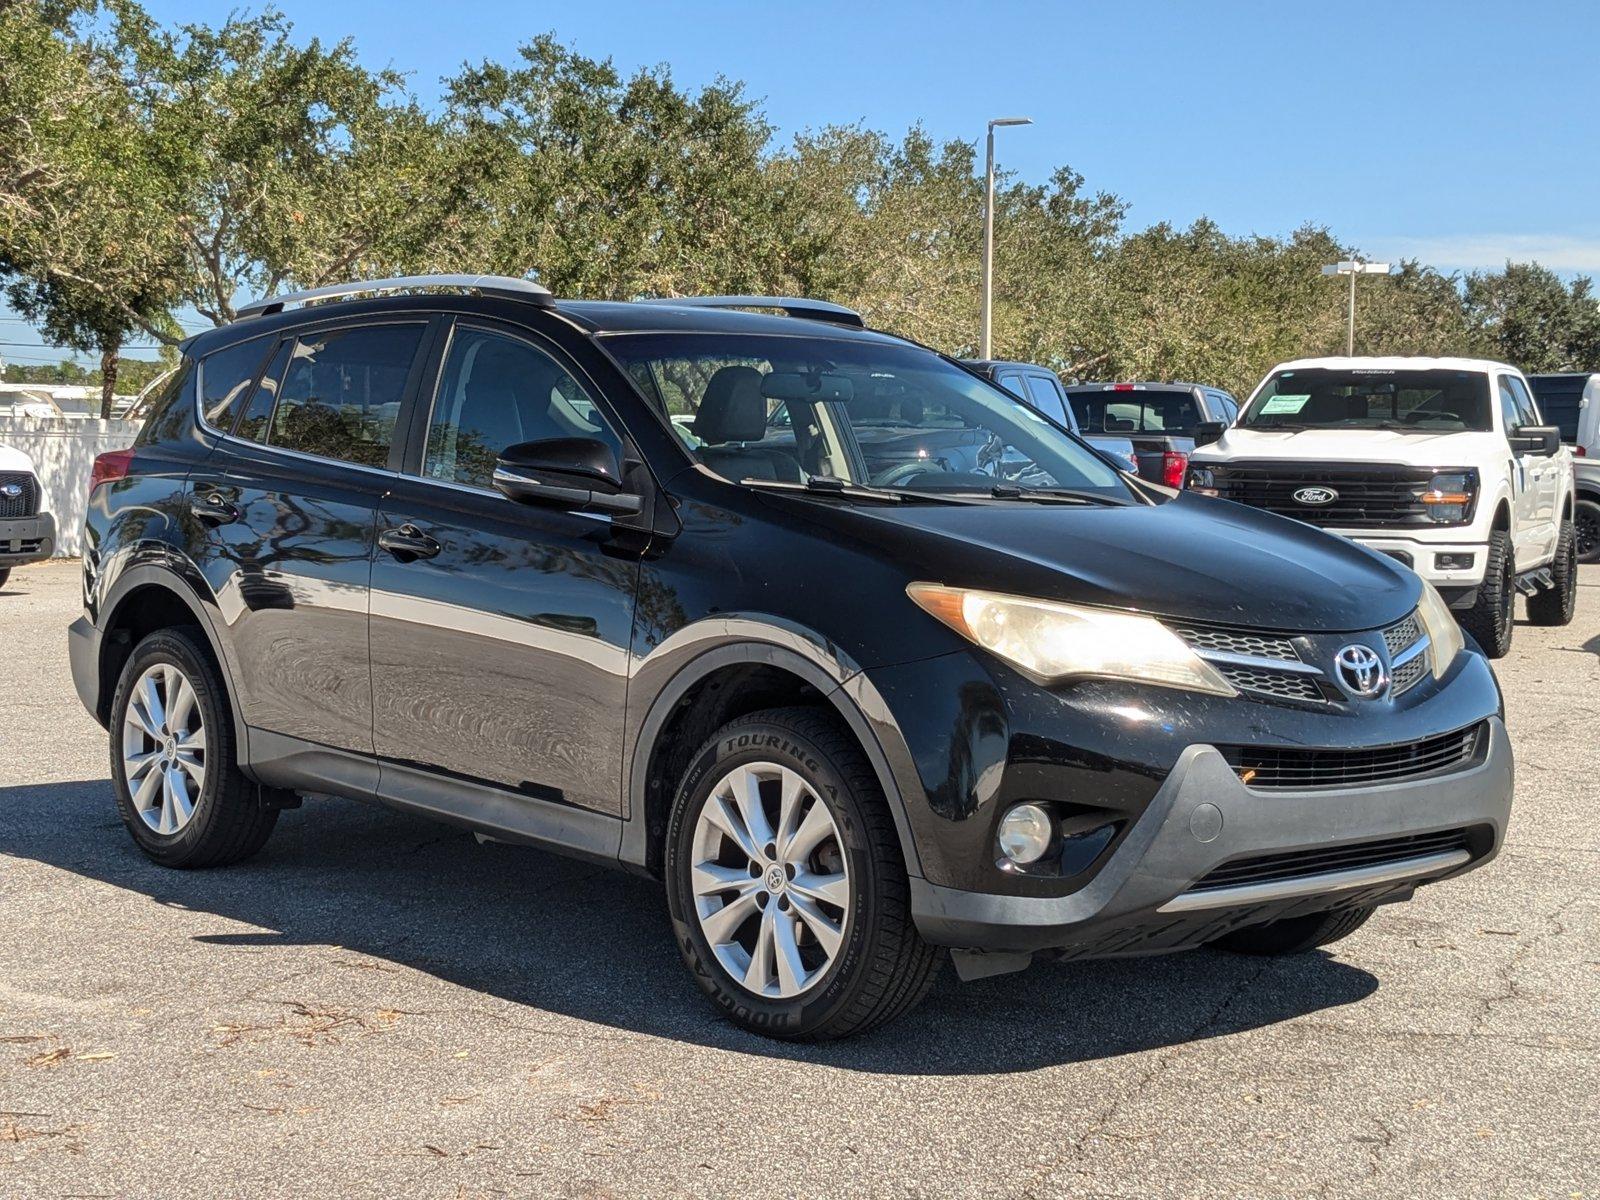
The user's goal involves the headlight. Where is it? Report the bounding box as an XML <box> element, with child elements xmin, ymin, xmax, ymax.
<box><xmin>1187</xmin><ymin>466</ymin><xmax>1218</xmax><ymax>495</ymax></box>
<box><xmin>1415</xmin><ymin>578</ymin><xmax>1464</xmax><ymax>679</ymax></box>
<box><xmin>907</xmin><ymin>583</ymin><xmax>1237</xmax><ymax>696</ymax></box>
<box><xmin>1420</xmin><ymin>470</ymin><xmax>1477</xmax><ymax>524</ymax></box>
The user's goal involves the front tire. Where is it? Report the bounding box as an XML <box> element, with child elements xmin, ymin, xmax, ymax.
<box><xmin>1526</xmin><ymin>519</ymin><xmax>1578</xmax><ymax>626</ymax></box>
<box><xmin>0</xmin><ymin>567</ymin><xmax>10</xmax><ymax>590</ymax></box>
<box><xmin>109</xmin><ymin>628</ymin><xmax>278</xmax><ymax>868</ymax></box>
<box><xmin>1210</xmin><ymin>904</ymin><xmax>1375</xmax><ymax>956</ymax></box>
<box><xmin>665</xmin><ymin>707</ymin><xmax>941</xmax><ymax>1040</ymax></box>
<box><xmin>1458</xmin><ymin>528</ymin><xmax>1514</xmax><ymax>658</ymax></box>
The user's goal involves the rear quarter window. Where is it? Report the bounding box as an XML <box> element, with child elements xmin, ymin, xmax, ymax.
<box><xmin>132</xmin><ymin>364</ymin><xmax>196</xmax><ymax>447</ymax></box>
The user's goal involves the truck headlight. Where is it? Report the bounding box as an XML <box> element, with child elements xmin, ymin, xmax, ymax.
<box><xmin>1420</xmin><ymin>470</ymin><xmax>1476</xmax><ymax>524</ymax></box>
<box><xmin>1415</xmin><ymin>579</ymin><xmax>1464</xmax><ymax>678</ymax></box>
<box><xmin>1186</xmin><ymin>466</ymin><xmax>1218</xmax><ymax>495</ymax></box>
<box><xmin>907</xmin><ymin>584</ymin><xmax>1237</xmax><ymax>696</ymax></box>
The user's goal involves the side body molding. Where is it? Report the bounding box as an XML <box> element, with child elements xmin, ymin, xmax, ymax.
<box><xmin>619</xmin><ymin>615</ymin><xmax>928</xmax><ymax>879</ymax></box>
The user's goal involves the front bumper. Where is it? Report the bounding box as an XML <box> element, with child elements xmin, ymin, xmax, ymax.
<box><xmin>1332</xmin><ymin>529</ymin><xmax>1486</xmax><ymax>587</ymax></box>
<box><xmin>0</xmin><ymin>512</ymin><xmax>55</xmax><ymax>566</ymax></box>
<box><xmin>911</xmin><ymin>716</ymin><xmax>1513</xmax><ymax>957</ymax></box>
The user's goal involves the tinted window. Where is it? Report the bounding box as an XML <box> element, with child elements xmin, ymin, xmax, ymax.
<box><xmin>268</xmin><ymin>325</ymin><xmax>424</xmax><ymax>467</ymax></box>
<box><xmin>1023</xmin><ymin>374</ymin><xmax>1070</xmax><ymax>426</ymax></box>
<box><xmin>1240</xmin><ymin>369</ymin><xmax>1492</xmax><ymax>433</ymax></box>
<box><xmin>423</xmin><ymin>327</ymin><xmax>622</xmax><ymax>489</ymax></box>
<box><xmin>1498</xmin><ymin>377</ymin><xmax>1522</xmax><ymax>435</ymax></box>
<box><xmin>1068</xmin><ymin>388</ymin><xmax>1203</xmax><ymax>435</ymax></box>
<box><xmin>199</xmin><ymin>337</ymin><xmax>274</xmax><ymax>428</ymax></box>
<box><xmin>1528</xmin><ymin>376</ymin><xmax>1587</xmax><ymax>442</ymax></box>
<box><xmin>132</xmin><ymin>365</ymin><xmax>195</xmax><ymax>447</ymax></box>
<box><xmin>1505</xmin><ymin>375</ymin><xmax>1541</xmax><ymax>427</ymax></box>
<box><xmin>236</xmin><ymin>341</ymin><xmax>292</xmax><ymax>442</ymax></box>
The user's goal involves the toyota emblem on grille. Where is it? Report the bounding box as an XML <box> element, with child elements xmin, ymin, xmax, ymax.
<box><xmin>1293</xmin><ymin>486</ymin><xmax>1338</xmax><ymax>506</ymax></box>
<box><xmin>1334</xmin><ymin>644</ymin><xmax>1387</xmax><ymax>698</ymax></box>
<box><xmin>1</xmin><ymin>483</ymin><xmax>21</xmax><ymax>499</ymax></box>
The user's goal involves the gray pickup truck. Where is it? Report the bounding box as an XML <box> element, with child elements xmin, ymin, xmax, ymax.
<box><xmin>962</xmin><ymin>360</ymin><xmax>1139</xmax><ymax>474</ymax></box>
<box><xmin>1064</xmin><ymin>381</ymin><xmax>1239</xmax><ymax>488</ymax></box>
<box><xmin>1575</xmin><ymin>455</ymin><xmax>1600</xmax><ymax>564</ymax></box>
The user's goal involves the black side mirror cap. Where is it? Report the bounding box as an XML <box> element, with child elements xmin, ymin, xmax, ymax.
<box><xmin>1508</xmin><ymin>425</ymin><xmax>1561</xmax><ymax>457</ymax></box>
<box><xmin>493</xmin><ymin>437</ymin><xmax>643</xmax><ymax>515</ymax></box>
<box><xmin>1193</xmin><ymin>421</ymin><xmax>1227</xmax><ymax>447</ymax></box>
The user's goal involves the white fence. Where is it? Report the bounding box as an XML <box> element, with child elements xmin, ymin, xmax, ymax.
<box><xmin>2</xmin><ymin>416</ymin><xmax>143</xmax><ymax>557</ymax></box>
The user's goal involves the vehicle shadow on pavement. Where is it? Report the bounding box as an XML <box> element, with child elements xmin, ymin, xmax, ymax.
<box><xmin>4</xmin><ymin>779</ymin><xmax>1379</xmax><ymax>1074</ymax></box>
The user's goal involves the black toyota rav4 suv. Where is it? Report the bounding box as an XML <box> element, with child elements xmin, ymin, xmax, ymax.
<box><xmin>70</xmin><ymin>277</ymin><xmax>1513</xmax><ymax>1040</ymax></box>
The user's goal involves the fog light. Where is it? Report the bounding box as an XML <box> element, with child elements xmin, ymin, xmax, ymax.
<box><xmin>998</xmin><ymin>803</ymin><xmax>1054</xmax><ymax>865</ymax></box>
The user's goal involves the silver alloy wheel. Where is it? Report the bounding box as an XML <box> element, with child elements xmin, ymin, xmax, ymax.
<box><xmin>689</xmin><ymin>762</ymin><xmax>852</xmax><ymax>1000</ymax></box>
<box><xmin>121</xmin><ymin>662</ymin><xmax>207</xmax><ymax>836</ymax></box>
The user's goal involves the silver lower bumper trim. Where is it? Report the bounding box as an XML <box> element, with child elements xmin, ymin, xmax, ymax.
<box><xmin>1157</xmin><ymin>848</ymin><xmax>1471</xmax><ymax>914</ymax></box>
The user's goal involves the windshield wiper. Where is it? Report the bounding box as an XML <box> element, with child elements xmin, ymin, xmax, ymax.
<box><xmin>739</xmin><ymin>477</ymin><xmax>975</xmax><ymax>505</ymax></box>
<box><xmin>959</xmin><ymin>483</ymin><xmax>1126</xmax><ymax>506</ymax></box>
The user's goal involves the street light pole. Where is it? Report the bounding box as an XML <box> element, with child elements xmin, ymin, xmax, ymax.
<box><xmin>981</xmin><ymin>116</ymin><xmax>1032</xmax><ymax>360</ymax></box>
<box><xmin>1321</xmin><ymin>259</ymin><xmax>1394</xmax><ymax>355</ymax></box>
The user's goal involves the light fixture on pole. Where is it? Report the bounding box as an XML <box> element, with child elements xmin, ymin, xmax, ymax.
<box><xmin>1321</xmin><ymin>259</ymin><xmax>1394</xmax><ymax>355</ymax></box>
<box><xmin>981</xmin><ymin>116</ymin><xmax>1033</xmax><ymax>360</ymax></box>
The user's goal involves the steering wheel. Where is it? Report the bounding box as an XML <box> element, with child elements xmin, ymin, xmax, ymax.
<box><xmin>874</xmin><ymin>461</ymin><xmax>936</xmax><ymax>488</ymax></box>
<box><xmin>1404</xmin><ymin>409</ymin><xmax>1459</xmax><ymax>424</ymax></box>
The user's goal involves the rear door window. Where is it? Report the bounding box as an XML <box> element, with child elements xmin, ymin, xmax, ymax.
<box><xmin>266</xmin><ymin>324</ymin><xmax>426</xmax><ymax>467</ymax></box>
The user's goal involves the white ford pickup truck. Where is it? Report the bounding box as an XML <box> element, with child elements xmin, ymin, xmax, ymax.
<box><xmin>1187</xmin><ymin>356</ymin><xmax>1577</xmax><ymax>657</ymax></box>
<box><xmin>0</xmin><ymin>443</ymin><xmax>55</xmax><ymax>589</ymax></box>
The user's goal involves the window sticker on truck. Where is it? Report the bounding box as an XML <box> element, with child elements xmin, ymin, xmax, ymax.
<box><xmin>1259</xmin><ymin>394</ymin><xmax>1311</xmax><ymax>414</ymax></box>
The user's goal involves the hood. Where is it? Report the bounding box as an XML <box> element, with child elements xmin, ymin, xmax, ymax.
<box><xmin>767</xmin><ymin>490</ymin><xmax>1420</xmax><ymax>634</ymax></box>
<box><xmin>1193</xmin><ymin>426</ymin><xmax>1504</xmax><ymax>467</ymax></box>
<box><xmin>0</xmin><ymin>444</ymin><xmax>37</xmax><ymax>474</ymax></box>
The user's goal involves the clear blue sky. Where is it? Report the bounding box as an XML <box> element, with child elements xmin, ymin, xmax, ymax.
<box><xmin>7</xmin><ymin>0</ymin><xmax>1597</xmax><ymax>368</ymax></box>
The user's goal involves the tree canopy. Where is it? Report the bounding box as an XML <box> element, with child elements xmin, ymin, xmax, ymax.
<box><xmin>1</xmin><ymin>1</ymin><xmax>1594</xmax><ymax>407</ymax></box>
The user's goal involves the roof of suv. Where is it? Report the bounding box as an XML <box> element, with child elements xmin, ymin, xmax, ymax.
<box><xmin>185</xmin><ymin>290</ymin><xmax>905</xmax><ymax>358</ymax></box>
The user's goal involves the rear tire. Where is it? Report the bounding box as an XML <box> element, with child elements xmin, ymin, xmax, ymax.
<box><xmin>1458</xmin><ymin>528</ymin><xmax>1514</xmax><ymax>658</ymax></box>
<box><xmin>1210</xmin><ymin>904</ymin><xmax>1375</xmax><ymax>956</ymax></box>
<box><xmin>0</xmin><ymin>567</ymin><xmax>9</xmax><ymax>590</ymax></box>
<box><xmin>109</xmin><ymin>628</ymin><xmax>278</xmax><ymax>868</ymax></box>
<box><xmin>1526</xmin><ymin>520</ymin><xmax>1578</xmax><ymax>626</ymax></box>
<box><xmin>665</xmin><ymin>707</ymin><xmax>941</xmax><ymax>1040</ymax></box>
<box><xmin>1574</xmin><ymin>497</ymin><xmax>1600</xmax><ymax>565</ymax></box>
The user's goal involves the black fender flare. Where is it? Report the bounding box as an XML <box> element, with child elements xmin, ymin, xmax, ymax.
<box><xmin>95</xmin><ymin>559</ymin><xmax>253</xmax><ymax>763</ymax></box>
<box><xmin>620</xmin><ymin>627</ymin><xmax>926</xmax><ymax>880</ymax></box>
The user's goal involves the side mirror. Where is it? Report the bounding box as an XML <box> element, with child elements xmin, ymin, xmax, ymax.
<box><xmin>1508</xmin><ymin>425</ymin><xmax>1561</xmax><ymax>457</ymax></box>
<box><xmin>1193</xmin><ymin>421</ymin><xmax>1227</xmax><ymax>447</ymax></box>
<box><xmin>493</xmin><ymin>438</ymin><xmax>643</xmax><ymax>516</ymax></box>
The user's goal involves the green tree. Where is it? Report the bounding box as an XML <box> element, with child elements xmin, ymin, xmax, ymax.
<box><xmin>1464</xmin><ymin>262</ymin><xmax>1600</xmax><ymax>371</ymax></box>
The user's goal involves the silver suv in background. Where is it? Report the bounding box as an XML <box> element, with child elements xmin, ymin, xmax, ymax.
<box><xmin>963</xmin><ymin>360</ymin><xmax>1139</xmax><ymax>473</ymax></box>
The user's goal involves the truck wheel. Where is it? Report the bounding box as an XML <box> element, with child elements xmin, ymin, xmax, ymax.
<box><xmin>1210</xmin><ymin>904</ymin><xmax>1375</xmax><ymax>956</ymax></box>
<box><xmin>665</xmin><ymin>707</ymin><xmax>942</xmax><ymax>1040</ymax></box>
<box><xmin>109</xmin><ymin>627</ymin><xmax>279</xmax><ymax>868</ymax></box>
<box><xmin>1576</xmin><ymin>498</ymin><xmax>1600</xmax><ymax>565</ymax></box>
<box><xmin>1526</xmin><ymin>520</ymin><xmax>1578</xmax><ymax>626</ymax></box>
<box><xmin>1458</xmin><ymin>529</ymin><xmax>1514</xmax><ymax>658</ymax></box>
<box><xmin>0</xmin><ymin>567</ymin><xmax>9</xmax><ymax>590</ymax></box>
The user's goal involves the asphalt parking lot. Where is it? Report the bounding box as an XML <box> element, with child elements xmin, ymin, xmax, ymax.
<box><xmin>1</xmin><ymin>558</ymin><xmax>1596</xmax><ymax>1199</ymax></box>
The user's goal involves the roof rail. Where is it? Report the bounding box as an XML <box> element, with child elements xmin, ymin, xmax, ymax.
<box><xmin>236</xmin><ymin>274</ymin><xmax>553</xmax><ymax>319</ymax></box>
<box><xmin>637</xmin><ymin>295</ymin><xmax>865</xmax><ymax>328</ymax></box>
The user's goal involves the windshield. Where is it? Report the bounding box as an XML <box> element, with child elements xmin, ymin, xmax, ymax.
<box><xmin>1067</xmin><ymin>388</ymin><xmax>1203</xmax><ymax>436</ymax></box>
<box><xmin>1241</xmin><ymin>368</ymin><xmax>1492</xmax><ymax>433</ymax></box>
<box><xmin>604</xmin><ymin>333</ymin><xmax>1131</xmax><ymax>500</ymax></box>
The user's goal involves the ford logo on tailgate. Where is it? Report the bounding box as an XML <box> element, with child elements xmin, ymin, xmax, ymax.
<box><xmin>1292</xmin><ymin>486</ymin><xmax>1338</xmax><ymax>506</ymax></box>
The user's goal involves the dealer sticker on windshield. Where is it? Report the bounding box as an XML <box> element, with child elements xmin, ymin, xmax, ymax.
<box><xmin>1259</xmin><ymin>394</ymin><xmax>1311</xmax><ymax>414</ymax></box>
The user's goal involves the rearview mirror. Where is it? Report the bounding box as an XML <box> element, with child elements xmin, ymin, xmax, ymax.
<box><xmin>760</xmin><ymin>372</ymin><xmax>855</xmax><ymax>403</ymax></box>
<box><xmin>493</xmin><ymin>438</ymin><xmax>642</xmax><ymax>515</ymax></box>
<box><xmin>1193</xmin><ymin>421</ymin><xmax>1227</xmax><ymax>447</ymax></box>
<box><xmin>1508</xmin><ymin>425</ymin><xmax>1561</xmax><ymax>457</ymax></box>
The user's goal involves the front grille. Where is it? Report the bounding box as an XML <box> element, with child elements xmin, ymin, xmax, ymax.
<box><xmin>1221</xmin><ymin>723</ymin><xmax>1484</xmax><ymax>790</ymax></box>
<box><xmin>1170</xmin><ymin>625</ymin><xmax>1299</xmax><ymax>661</ymax></box>
<box><xmin>1391</xmin><ymin>652</ymin><xmax>1428</xmax><ymax>695</ymax></box>
<box><xmin>1383</xmin><ymin>612</ymin><xmax>1423</xmax><ymax>656</ymax></box>
<box><xmin>1209</xmin><ymin>462</ymin><xmax>1443</xmax><ymax>528</ymax></box>
<box><xmin>1216</xmin><ymin>664</ymin><xmax>1324</xmax><ymax>702</ymax></box>
<box><xmin>0</xmin><ymin>472</ymin><xmax>39</xmax><ymax>519</ymax></box>
<box><xmin>1190</xmin><ymin>828</ymin><xmax>1477</xmax><ymax>893</ymax></box>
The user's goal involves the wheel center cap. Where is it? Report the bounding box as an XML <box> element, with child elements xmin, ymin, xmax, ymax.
<box><xmin>764</xmin><ymin>864</ymin><xmax>786</xmax><ymax>894</ymax></box>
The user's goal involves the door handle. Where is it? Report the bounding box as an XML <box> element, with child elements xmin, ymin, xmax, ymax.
<box><xmin>378</xmin><ymin>523</ymin><xmax>442</xmax><ymax>562</ymax></box>
<box><xmin>190</xmin><ymin>491</ymin><xmax>240</xmax><ymax>526</ymax></box>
